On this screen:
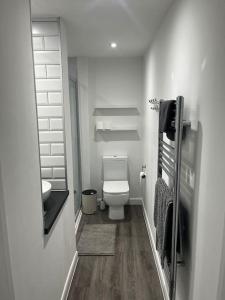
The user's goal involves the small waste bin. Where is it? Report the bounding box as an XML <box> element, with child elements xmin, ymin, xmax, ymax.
<box><xmin>82</xmin><ymin>189</ymin><xmax>97</xmax><ymax>214</ymax></box>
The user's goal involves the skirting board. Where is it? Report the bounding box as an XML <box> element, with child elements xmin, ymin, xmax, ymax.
<box><xmin>61</xmin><ymin>251</ymin><xmax>79</xmax><ymax>300</ymax></box>
<box><xmin>128</xmin><ymin>197</ymin><xmax>143</xmax><ymax>205</ymax></box>
<box><xmin>62</xmin><ymin>210</ymin><xmax>82</xmax><ymax>300</ymax></box>
<box><xmin>142</xmin><ymin>203</ymin><xmax>170</xmax><ymax>300</ymax></box>
<box><xmin>97</xmin><ymin>197</ymin><xmax>143</xmax><ymax>206</ymax></box>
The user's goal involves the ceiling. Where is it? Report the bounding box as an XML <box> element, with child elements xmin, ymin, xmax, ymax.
<box><xmin>31</xmin><ymin>0</ymin><xmax>174</xmax><ymax>57</ymax></box>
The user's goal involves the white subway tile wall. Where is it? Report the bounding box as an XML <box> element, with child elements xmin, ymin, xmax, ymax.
<box><xmin>53</xmin><ymin>167</ymin><xmax>66</xmax><ymax>178</ymax></box>
<box><xmin>33</xmin><ymin>51</ymin><xmax>61</xmax><ymax>65</ymax></box>
<box><xmin>41</xmin><ymin>168</ymin><xmax>53</xmax><ymax>178</ymax></box>
<box><xmin>38</xmin><ymin>119</ymin><xmax>49</xmax><ymax>130</ymax></box>
<box><xmin>36</xmin><ymin>93</ymin><xmax>48</xmax><ymax>105</ymax></box>
<box><xmin>32</xmin><ymin>22</ymin><xmax>59</xmax><ymax>36</ymax></box>
<box><xmin>48</xmin><ymin>179</ymin><xmax>66</xmax><ymax>190</ymax></box>
<box><xmin>40</xmin><ymin>144</ymin><xmax>51</xmax><ymax>155</ymax></box>
<box><xmin>35</xmin><ymin>65</ymin><xmax>47</xmax><ymax>78</ymax></box>
<box><xmin>33</xmin><ymin>21</ymin><xmax>66</xmax><ymax>190</ymax></box>
<box><xmin>46</xmin><ymin>65</ymin><xmax>61</xmax><ymax>78</ymax></box>
<box><xmin>40</xmin><ymin>156</ymin><xmax>65</xmax><ymax>167</ymax></box>
<box><xmin>50</xmin><ymin>118</ymin><xmax>63</xmax><ymax>130</ymax></box>
<box><xmin>51</xmin><ymin>143</ymin><xmax>64</xmax><ymax>155</ymax></box>
<box><xmin>32</xmin><ymin>37</ymin><xmax>44</xmax><ymax>50</ymax></box>
<box><xmin>39</xmin><ymin>131</ymin><xmax>64</xmax><ymax>143</ymax></box>
<box><xmin>44</xmin><ymin>36</ymin><xmax>60</xmax><ymax>50</ymax></box>
<box><xmin>35</xmin><ymin>79</ymin><xmax>62</xmax><ymax>92</ymax></box>
<box><xmin>48</xmin><ymin>92</ymin><xmax>62</xmax><ymax>104</ymax></box>
<box><xmin>37</xmin><ymin>106</ymin><xmax>63</xmax><ymax>118</ymax></box>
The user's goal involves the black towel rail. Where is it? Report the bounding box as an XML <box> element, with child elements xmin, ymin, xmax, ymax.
<box><xmin>156</xmin><ymin>96</ymin><xmax>190</xmax><ymax>300</ymax></box>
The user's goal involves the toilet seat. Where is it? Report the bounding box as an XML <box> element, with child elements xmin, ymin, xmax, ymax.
<box><xmin>103</xmin><ymin>181</ymin><xmax>129</xmax><ymax>194</ymax></box>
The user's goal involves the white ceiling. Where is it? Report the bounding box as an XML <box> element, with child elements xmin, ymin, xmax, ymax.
<box><xmin>31</xmin><ymin>0</ymin><xmax>174</xmax><ymax>57</ymax></box>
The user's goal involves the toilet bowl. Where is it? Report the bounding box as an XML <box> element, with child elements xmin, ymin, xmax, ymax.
<box><xmin>103</xmin><ymin>156</ymin><xmax>129</xmax><ymax>220</ymax></box>
<box><xmin>42</xmin><ymin>180</ymin><xmax>52</xmax><ymax>200</ymax></box>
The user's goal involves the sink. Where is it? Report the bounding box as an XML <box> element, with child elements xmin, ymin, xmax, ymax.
<box><xmin>42</xmin><ymin>180</ymin><xmax>52</xmax><ymax>200</ymax></box>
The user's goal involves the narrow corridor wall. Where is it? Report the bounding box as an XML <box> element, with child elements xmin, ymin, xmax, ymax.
<box><xmin>0</xmin><ymin>1</ymin><xmax>76</xmax><ymax>299</ymax></box>
<box><xmin>143</xmin><ymin>0</ymin><xmax>225</xmax><ymax>299</ymax></box>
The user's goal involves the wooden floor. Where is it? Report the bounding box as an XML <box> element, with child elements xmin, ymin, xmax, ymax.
<box><xmin>68</xmin><ymin>206</ymin><xmax>163</xmax><ymax>300</ymax></box>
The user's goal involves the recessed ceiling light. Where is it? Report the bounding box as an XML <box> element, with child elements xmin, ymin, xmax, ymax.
<box><xmin>110</xmin><ymin>42</ymin><xmax>117</xmax><ymax>48</ymax></box>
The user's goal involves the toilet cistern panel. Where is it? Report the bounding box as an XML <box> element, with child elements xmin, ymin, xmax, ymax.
<box><xmin>103</xmin><ymin>155</ymin><xmax>128</xmax><ymax>181</ymax></box>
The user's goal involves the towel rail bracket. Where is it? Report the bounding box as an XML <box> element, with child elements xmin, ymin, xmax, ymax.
<box><xmin>149</xmin><ymin>98</ymin><xmax>191</xmax><ymax>127</ymax></box>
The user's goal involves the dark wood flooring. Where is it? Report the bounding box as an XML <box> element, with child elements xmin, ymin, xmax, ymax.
<box><xmin>68</xmin><ymin>206</ymin><xmax>164</xmax><ymax>300</ymax></box>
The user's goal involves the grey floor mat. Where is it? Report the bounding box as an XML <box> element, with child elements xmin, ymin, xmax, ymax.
<box><xmin>77</xmin><ymin>224</ymin><xmax>117</xmax><ymax>256</ymax></box>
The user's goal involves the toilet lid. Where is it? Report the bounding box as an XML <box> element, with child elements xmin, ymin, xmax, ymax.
<box><xmin>103</xmin><ymin>181</ymin><xmax>129</xmax><ymax>194</ymax></box>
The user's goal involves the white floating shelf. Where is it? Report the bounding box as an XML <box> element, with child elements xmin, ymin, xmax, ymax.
<box><xmin>95</xmin><ymin>105</ymin><xmax>137</xmax><ymax>109</ymax></box>
<box><xmin>93</xmin><ymin>106</ymin><xmax>139</xmax><ymax>116</ymax></box>
<box><xmin>96</xmin><ymin>127</ymin><xmax>137</xmax><ymax>132</ymax></box>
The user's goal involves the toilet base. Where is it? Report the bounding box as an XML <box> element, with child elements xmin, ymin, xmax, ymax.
<box><xmin>109</xmin><ymin>205</ymin><xmax>124</xmax><ymax>220</ymax></box>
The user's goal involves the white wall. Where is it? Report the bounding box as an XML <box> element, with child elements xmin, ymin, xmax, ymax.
<box><xmin>77</xmin><ymin>58</ymin><xmax>91</xmax><ymax>190</ymax></box>
<box><xmin>77</xmin><ymin>57</ymin><xmax>143</xmax><ymax>199</ymax></box>
<box><xmin>32</xmin><ymin>21</ymin><xmax>66</xmax><ymax>190</ymax></box>
<box><xmin>143</xmin><ymin>0</ymin><xmax>225</xmax><ymax>299</ymax></box>
<box><xmin>0</xmin><ymin>164</ymin><xmax>14</xmax><ymax>300</ymax></box>
<box><xmin>0</xmin><ymin>1</ymin><xmax>76</xmax><ymax>299</ymax></box>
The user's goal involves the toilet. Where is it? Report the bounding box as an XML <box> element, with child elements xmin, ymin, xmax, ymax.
<box><xmin>103</xmin><ymin>155</ymin><xmax>129</xmax><ymax>220</ymax></box>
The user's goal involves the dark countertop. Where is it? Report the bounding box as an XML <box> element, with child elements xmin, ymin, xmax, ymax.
<box><xmin>44</xmin><ymin>190</ymin><xmax>69</xmax><ymax>235</ymax></box>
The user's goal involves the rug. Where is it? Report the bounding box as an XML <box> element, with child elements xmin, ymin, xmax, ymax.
<box><xmin>77</xmin><ymin>224</ymin><xmax>117</xmax><ymax>256</ymax></box>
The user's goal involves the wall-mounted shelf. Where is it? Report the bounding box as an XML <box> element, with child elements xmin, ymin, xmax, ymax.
<box><xmin>93</xmin><ymin>106</ymin><xmax>139</xmax><ymax>116</ymax></box>
<box><xmin>95</xmin><ymin>105</ymin><xmax>137</xmax><ymax>109</ymax></box>
<box><xmin>95</xmin><ymin>128</ymin><xmax>140</xmax><ymax>141</ymax></box>
<box><xmin>96</xmin><ymin>127</ymin><xmax>137</xmax><ymax>132</ymax></box>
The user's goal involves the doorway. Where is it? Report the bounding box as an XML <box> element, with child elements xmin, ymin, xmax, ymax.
<box><xmin>69</xmin><ymin>78</ymin><xmax>82</xmax><ymax>219</ymax></box>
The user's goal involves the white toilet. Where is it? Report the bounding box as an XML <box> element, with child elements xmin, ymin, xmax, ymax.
<box><xmin>103</xmin><ymin>155</ymin><xmax>129</xmax><ymax>220</ymax></box>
